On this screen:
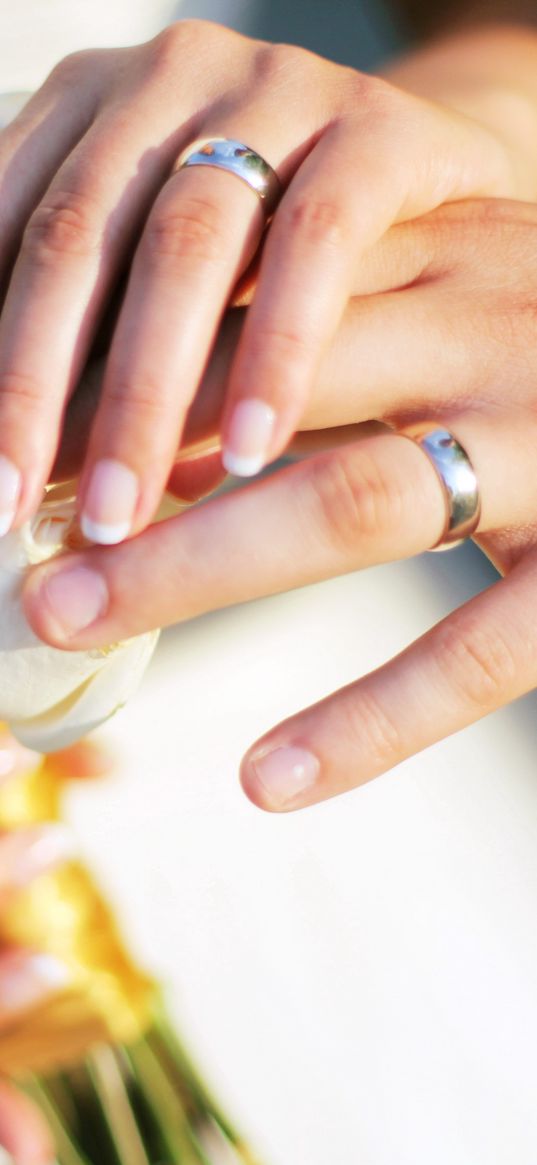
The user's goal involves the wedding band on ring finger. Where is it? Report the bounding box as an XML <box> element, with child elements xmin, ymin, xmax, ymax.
<box><xmin>398</xmin><ymin>423</ymin><xmax>481</xmax><ymax>550</ymax></box>
<box><xmin>174</xmin><ymin>137</ymin><xmax>282</xmax><ymax>218</ymax></box>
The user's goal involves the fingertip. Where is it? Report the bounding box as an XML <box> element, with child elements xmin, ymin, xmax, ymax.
<box><xmin>0</xmin><ymin>454</ymin><xmax>22</xmax><ymax>536</ymax></box>
<box><xmin>22</xmin><ymin>560</ymin><xmax>109</xmax><ymax>647</ymax></box>
<box><xmin>239</xmin><ymin>755</ymin><xmax>277</xmax><ymax>812</ymax></box>
<box><xmin>222</xmin><ymin>399</ymin><xmax>277</xmax><ymax>478</ymax></box>
<box><xmin>240</xmin><ymin>743</ymin><xmax>321</xmax><ymax>812</ymax></box>
<box><xmin>79</xmin><ymin>459</ymin><xmax>138</xmax><ymax>546</ymax></box>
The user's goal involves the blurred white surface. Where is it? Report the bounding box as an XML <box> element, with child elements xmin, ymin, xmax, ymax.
<box><xmin>67</xmin><ymin>546</ymin><xmax>537</xmax><ymax>1165</ymax></box>
<box><xmin>2</xmin><ymin>3</ymin><xmax>537</xmax><ymax>1163</ymax></box>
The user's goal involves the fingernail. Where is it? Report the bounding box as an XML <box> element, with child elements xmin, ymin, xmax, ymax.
<box><xmin>222</xmin><ymin>399</ymin><xmax>276</xmax><ymax>477</ymax></box>
<box><xmin>248</xmin><ymin>745</ymin><xmax>320</xmax><ymax>808</ymax></box>
<box><xmin>0</xmin><ymin>824</ymin><xmax>77</xmax><ymax>889</ymax></box>
<box><xmin>0</xmin><ymin>954</ymin><xmax>69</xmax><ymax>1013</ymax></box>
<box><xmin>81</xmin><ymin>458</ymin><xmax>138</xmax><ymax>544</ymax></box>
<box><xmin>0</xmin><ymin>454</ymin><xmax>21</xmax><ymax>536</ymax></box>
<box><xmin>40</xmin><ymin>565</ymin><xmax>109</xmax><ymax>639</ymax></box>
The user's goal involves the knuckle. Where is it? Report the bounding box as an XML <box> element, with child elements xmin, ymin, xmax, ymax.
<box><xmin>281</xmin><ymin>196</ymin><xmax>347</xmax><ymax>251</ymax></box>
<box><xmin>256</xmin><ymin>40</ymin><xmax>317</xmax><ymax>84</ymax></box>
<box><xmin>0</xmin><ymin>369</ymin><xmax>47</xmax><ymax>412</ymax></box>
<box><xmin>104</xmin><ymin>376</ymin><xmax>173</xmax><ymax>418</ymax></box>
<box><xmin>308</xmin><ymin>448</ymin><xmax>404</xmax><ymax>555</ymax></box>
<box><xmin>49</xmin><ymin>49</ymin><xmax>95</xmax><ymax>87</ymax></box>
<box><xmin>434</xmin><ymin>618</ymin><xmax>517</xmax><ymax>710</ymax></box>
<box><xmin>148</xmin><ymin>19</ymin><xmax>235</xmax><ymax>72</ymax></box>
<box><xmin>47</xmin><ymin>47</ymin><xmax>104</xmax><ymax>92</ymax></box>
<box><xmin>247</xmin><ymin>322</ymin><xmax>311</xmax><ymax>367</ymax></box>
<box><xmin>436</xmin><ymin>199</ymin><xmax>537</xmax><ymax>262</ymax></box>
<box><xmin>143</xmin><ymin>198</ymin><xmax>226</xmax><ymax>265</ymax></box>
<box><xmin>23</xmin><ymin>190</ymin><xmax>102</xmax><ymax>262</ymax></box>
<box><xmin>344</xmin><ymin>68</ymin><xmax>391</xmax><ymax>111</ymax></box>
<box><xmin>334</xmin><ymin>70</ymin><xmax>402</xmax><ymax>127</ymax></box>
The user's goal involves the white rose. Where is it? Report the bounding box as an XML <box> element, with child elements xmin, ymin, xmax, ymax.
<box><xmin>0</xmin><ymin>491</ymin><xmax>159</xmax><ymax>751</ymax></box>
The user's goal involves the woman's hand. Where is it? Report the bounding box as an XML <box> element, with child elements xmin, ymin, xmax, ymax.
<box><xmin>0</xmin><ymin>730</ymin><xmax>111</xmax><ymax>1164</ymax></box>
<box><xmin>0</xmin><ymin>21</ymin><xmax>528</xmax><ymax>544</ymax></box>
<box><xmin>20</xmin><ymin>197</ymin><xmax>537</xmax><ymax>810</ymax></box>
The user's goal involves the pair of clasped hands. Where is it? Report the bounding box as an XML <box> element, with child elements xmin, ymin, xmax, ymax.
<box><xmin>3</xmin><ymin>17</ymin><xmax>537</xmax><ymax>824</ymax></box>
<box><xmin>2</xmin><ymin>14</ymin><xmax>537</xmax><ymax>1162</ymax></box>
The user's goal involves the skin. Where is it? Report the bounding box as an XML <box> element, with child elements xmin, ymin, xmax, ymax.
<box><xmin>17</xmin><ymin>196</ymin><xmax>537</xmax><ymax>811</ymax></box>
<box><xmin>5</xmin><ymin>11</ymin><xmax>537</xmax><ymax>1151</ymax></box>
<box><xmin>0</xmin><ymin>22</ymin><xmax>536</xmax><ymax>543</ymax></box>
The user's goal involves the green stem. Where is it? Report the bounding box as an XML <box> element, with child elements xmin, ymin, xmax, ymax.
<box><xmin>25</xmin><ymin>1078</ymin><xmax>91</xmax><ymax>1165</ymax></box>
<box><xmin>125</xmin><ymin>1037</ymin><xmax>212</xmax><ymax>1164</ymax></box>
<box><xmin>150</xmin><ymin>1007</ymin><xmax>243</xmax><ymax>1147</ymax></box>
<box><xmin>149</xmin><ymin>1010</ymin><xmax>258</xmax><ymax>1161</ymax></box>
<box><xmin>27</xmin><ymin>1014</ymin><xmax>260</xmax><ymax>1165</ymax></box>
<box><xmin>86</xmin><ymin>1046</ymin><xmax>151</xmax><ymax>1165</ymax></box>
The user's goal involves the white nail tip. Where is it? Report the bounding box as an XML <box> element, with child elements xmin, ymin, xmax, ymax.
<box><xmin>29</xmin><ymin>954</ymin><xmax>70</xmax><ymax>989</ymax></box>
<box><xmin>221</xmin><ymin>451</ymin><xmax>266</xmax><ymax>478</ymax></box>
<box><xmin>81</xmin><ymin>514</ymin><xmax>131</xmax><ymax>545</ymax></box>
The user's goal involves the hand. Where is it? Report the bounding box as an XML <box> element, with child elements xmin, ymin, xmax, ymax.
<box><xmin>0</xmin><ymin>730</ymin><xmax>112</xmax><ymax>1164</ymax></box>
<box><xmin>20</xmin><ymin>197</ymin><xmax>537</xmax><ymax>810</ymax></box>
<box><xmin>0</xmin><ymin>21</ymin><xmax>523</xmax><ymax>544</ymax></box>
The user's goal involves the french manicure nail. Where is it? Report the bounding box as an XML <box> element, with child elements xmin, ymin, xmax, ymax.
<box><xmin>41</xmin><ymin>565</ymin><xmax>109</xmax><ymax>639</ymax></box>
<box><xmin>0</xmin><ymin>953</ymin><xmax>69</xmax><ymax>1013</ymax></box>
<box><xmin>222</xmin><ymin>399</ymin><xmax>276</xmax><ymax>477</ymax></box>
<box><xmin>81</xmin><ymin>458</ymin><xmax>138</xmax><ymax>544</ymax></box>
<box><xmin>1</xmin><ymin>824</ymin><xmax>77</xmax><ymax>889</ymax></box>
<box><xmin>249</xmin><ymin>745</ymin><xmax>320</xmax><ymax>808</ymax></box>
<box><xmin>0</xmin><ymin>454</ymin><xmax>21</xmax><ymax>536</ymax></box>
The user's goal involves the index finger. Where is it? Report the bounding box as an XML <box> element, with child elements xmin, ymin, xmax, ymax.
<box><xmin>241</xmin><ymin>548</ymin><xmax>537</xmax><ymax>810</ymax></box>
<box><xmin>22</xmin><ymin>430</ymin><xmax>446</xmax><ymax>648</ymax></box>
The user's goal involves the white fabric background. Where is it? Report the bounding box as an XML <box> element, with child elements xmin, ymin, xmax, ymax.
<box><xmin>2</xmin><ymin>3</ymin><xmax>537</xmax><ymax>1163</ymax></box>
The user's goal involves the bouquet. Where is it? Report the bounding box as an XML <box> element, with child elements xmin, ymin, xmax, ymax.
<box><xmin>0</xmin><ymin>742</ymin><xmax>258</xmax><ymax>1165</ymax></box>
<box><xmin>0</xmin><ymin>486</ymin><xmax>258</xmax><ymax>1163</ymax></box>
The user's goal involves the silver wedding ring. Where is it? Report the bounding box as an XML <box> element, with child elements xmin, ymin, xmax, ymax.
<box><xmin>400</xmin><ymin>423</ymin><xmax>481</xmax><ymax>550</ymax></box>
<box><xmin>175</xmin><ymin>137</ymin><xmax>281</xmax><ymax>218</ymax></box>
